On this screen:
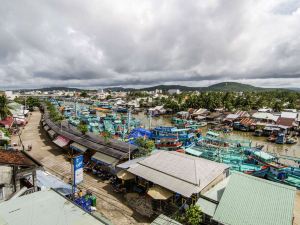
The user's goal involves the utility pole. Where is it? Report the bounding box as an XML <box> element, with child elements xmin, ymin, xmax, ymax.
<box><xmin>23</xmin><ymin>96</ymin><xmax>27</xmax><ymax>115</ymax></box>
<box><xmin>149</xmin><ymin>113</ymin><xmax>152</xmax><ymax>130</ymax></box>
<box><xmin>74</xmin><ymin>98</ymin><xmax>77</xmax><ymax>118</ymax></box>
<box><xmin>127</xmin><ymin>107</ymin><xmax>131</xmax><ymax>133</ymax></box>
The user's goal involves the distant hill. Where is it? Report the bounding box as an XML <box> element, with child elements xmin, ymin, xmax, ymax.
<box><xmin>103</xmin><ymin>87</ymin><xmax>135</xmax><ymax>92</ymax></box>
<box><xmin>140</xmin><ymin>85</ymin><xmax>199</xmax><ymax>92</ymax></box>
<box><xmin>13</xmin><ymin>82</ymin><xmax>296</xmax><ymax>93</ymax></box>
<box><xmin>16</xmin><ymin>87</ymin><xmax>83</xmax><ymax>92</ymax></box>
<box><xmin>138</xmin><ymin>82</ymin><xmax>290</xmax><ymax>92</ymax></box>
<box><xmin>203</xmin><ymin>82</ymin><xmax>262</xmax><ymax>92</ymax></box>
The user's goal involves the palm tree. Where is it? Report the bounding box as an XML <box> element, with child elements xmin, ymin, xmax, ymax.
<box><xmin>0</xmin><ymin>95</ymin><xmax>11</xmax><ymax>120</ymax></box>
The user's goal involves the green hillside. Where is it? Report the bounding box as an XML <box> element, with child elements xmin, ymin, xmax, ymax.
<box><xmin>204</xmin><ymin>82</ymin><xmax>262</xmax><ymax>92</ymax></box>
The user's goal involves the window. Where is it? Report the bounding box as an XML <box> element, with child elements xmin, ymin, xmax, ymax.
<box><xmin>0</xmin><ymin>187</ymin><xmax>3</xmax><ymax>200</ymax></box>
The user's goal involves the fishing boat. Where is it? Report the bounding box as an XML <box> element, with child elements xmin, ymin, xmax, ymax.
<box><xmin>95</xmin><ymin>101</ymin><xmax>112</xmax><ymax>109</ymax></box>
<box><xmin>155</xmin><ymin>138</ymin><xmax>182</xmax><ymax>150</ymax></box>
<box><xmin>267</xmin><ymin>134</ymin><xmax>277</xmax><ymax>142</ymax></box>
<box><xmin>116</xmin><ymin>107</ymin><xmax>128</xmax><ymax>113</ymax></box>
<box><xmin>253</xmin><ymin>129</ymin><xmax>263</xmax><ymax>137</ymax></box>
<box><xmin>286</xmin><ymin>137</ymin><xmax>298</xmax><ymax>144</ymax></box>
<box><xmin>275</xmin><ymin>133</ymin><xmax>285</xmax><ymax>144</ymax></box>
<box><xmin>152</xmin><ymin>126</ymin><xmax>197</xmax><ymax>148</ymax></box>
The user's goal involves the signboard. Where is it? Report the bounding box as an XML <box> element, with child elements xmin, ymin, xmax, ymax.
<box><xmin>72</xmin><ymin>155</ymin><xmax>83</xmax><ymax>185</ymax></box>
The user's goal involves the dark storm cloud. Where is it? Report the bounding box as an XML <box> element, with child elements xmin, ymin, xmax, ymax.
<box><xmin>0</xmin><ymin>0</ymin><xmax>300</xmax><ymax>89</ymax></box>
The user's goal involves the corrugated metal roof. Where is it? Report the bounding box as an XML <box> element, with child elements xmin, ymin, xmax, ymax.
<box><xmin>43</xmin><ymin>125</ymin><xmax>50</xmax><ymax>131</ymax></box>
<box><xmin>117</xmin><ymin>157</ymin><xmax>146</xmax><ymax>169</ymax></box>
<box><xmin>128</xmin><ymin>151</ymin><xmax>229</xmax><ymax>197</ymax></box>
<box><xmin>53</xmin><ymin>135</ymin><xmax>70</xmax><ymax>148</ymax></box>
<box><xmin>0</xmin><ymin>189</ymin><xmax>108</xmax><ymax>225</ymax></box>
<box><xmin>252</xmin><ymin>112</ymin><xmax>279</xmax><ymax>122</ymax></box>
<box><xmin>151</xmin><ymin>214</ymin><xmax>182</xmax><ymax>225</ymax></box>
<box><xmin>47</xmin><ymin>129</ymin><xmax>56</xmax><ymax>139</ymax></box>
<box><xmin>281</xmin><ymin>112</ymin><xmax>297</xmax><ymax>119</ymax></box>
<box><xmin>92</xmin><ymin>152</ymin><xmax>119</xmax><ymax>166</ymax></box>
<box><xmin>70</xmin><ymin>142</ymin><xmax>88</xmax><ymax>153</ymax></box>
<box><xmin>43</xmin><ymin>110</ymin><xmax>137</xmax><ymax>159</ymax></box>
<box><xmin>213</xmin><ymin>172</ymin><xmax>296</xmax><ymax>225</ymax></box>
<box><xmin>36</xmin><ymin>170</ymin><xmax>73</xmax><ymax>196</ymax></box>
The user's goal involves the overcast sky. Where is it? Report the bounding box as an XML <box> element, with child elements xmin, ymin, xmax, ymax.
<box><xmin>1</xmin><ymin>0</ymin><xmax>300</xmax><ymax>89</ymax></box>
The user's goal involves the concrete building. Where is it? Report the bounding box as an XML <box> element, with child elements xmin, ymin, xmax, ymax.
<box><xmin>0</xmin><ymin>150</ymin><xmax>42</xmax><ymax>202</ymax></box>
<box><xmin>168</xmin><ymin>89</ymin><xmax>181</xmax><ymax>95</ymax></box>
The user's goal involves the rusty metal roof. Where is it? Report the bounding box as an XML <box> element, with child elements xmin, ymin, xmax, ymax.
<box><xmin>0</xmin><ymin>150</ymin><xmax>39</xmax><ymax>167</ymax></box>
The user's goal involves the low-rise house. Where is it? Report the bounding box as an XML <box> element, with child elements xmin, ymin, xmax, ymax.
<box><xmin>176</xmin><ymin>111</ymin><xmax>190</xmax><ymax>119</ymax></box>
<box><xmin>258</xmin><ymin>108</ymin><xmax>273</xmax><ymax>113</ymax></box>
<box><xmin>0</xmin><ymin>150</ymin><xmax>42</xmax><ymax>202</ymax></box>
<box><xmin>281</xmin><ymin>111</ymin><xmax>298</xmax><ymax>119</ymax></box>
<box><xmin>0</xmin><ymin>117</ymin><xmax>14</xmax><ymax>129</ymax></box>
<box><xmin>191</xmin><ymin>108</ymin><xmax>208</xmax><ymax>119</ymax></box>
<box><xmin>168</xmin><ymin>89</ymin><xmax>181</xmax><ymax>95</ymax></box>
<box><xmin>252</xmin><ymin>112</ymin><xmax>279</xmax><ymax>125</ymax></box>
<box><xmin>0</xmin><ymin>130</ymin><xmax>10</xmax><ymax>147</ymax></box>
<box><xmin>276</xmin><ymin>117</ymin><xmax>298</xmax><ymax>132</ymax></box>
<box><xmin>148</xmin><ymin>106</ymin><xmax>166</xmax><ymax>115</ymax></box>
<box><xmin>206</xmin><ymin>112</ymin><xmax>223</xmax><ymax>122</ymax></box>
<box><xmin>119</xmin><ymin>151</ymin><xmax>229</xmax><ymax>214</ymax></box>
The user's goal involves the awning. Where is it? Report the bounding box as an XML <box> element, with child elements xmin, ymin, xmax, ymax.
<box><xmin>70</xmin><ymin>142</ymin><xmax>88</xmax><ymax>153</ymax></box>
<box><xmin>47</xmin><ymin>129</ymin><xmax>56</xmax><ymax>139</ymax></box>
<box><xmin>91</xmin><ymin>152</ymin><xmax>119</xmax><ymax>166</ymax></box>
<box><xmin>117</xmin><ymin>170</ymin><xmax>135</xmax><ymax>180</ymax></box>
<box><xmin>53</xmin><ymin>135</ymin><xmax>70</xmax><ymax>148</ymax></box>
<box><xmin>147</xmin><ymin>186</ymin><xmax>173</xmax><ymax>200</ymax></box>
<box><xmin>44</xmin><ymin>125</ymin><xmax>50</xmax><ymax>131</ymax></box>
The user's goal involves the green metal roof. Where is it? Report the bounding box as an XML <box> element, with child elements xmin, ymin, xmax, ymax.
<box><xmin>0</xmin><ymin>189</ymin><xmax>109</xmax><ymax>225</ymax></box>
<box><xmin>151</xmin><ymin>214</ymin><xmax>182</xmax><ymax>225</ymax></box>
<box><xmin>213</xmin><ymin>172</ymin><xmax>296</xmax><ymax>225</ymax></box>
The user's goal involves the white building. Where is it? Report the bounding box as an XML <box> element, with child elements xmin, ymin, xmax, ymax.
<box><xmin>168</xmin><ymin>89</ymin><xmax>181</xmax><ymax>95</ymax></box>
<box><xmin>4</xmin><ymin>91</ymin><xmax>18</xmax><ymax>100</ymax></box>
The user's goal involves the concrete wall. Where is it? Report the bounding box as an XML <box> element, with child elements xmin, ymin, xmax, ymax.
<box><xmin>0</xmin><ymin>166</ymin><xmax>14</xmax><ymax>202</ymax></box>
<box><xmin>201</xmin><ymin>170</ymin><xmax>229</xmax><ymax>194</ymax></box>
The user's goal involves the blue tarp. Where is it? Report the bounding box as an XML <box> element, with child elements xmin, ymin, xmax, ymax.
<box><xmin>36</xmin><ymin>170</ymin><xmax>73</xmax><ymax>196</ymax></box>
<box><xmin>127</xmin><ymin>128</ymin><xmax>153</xmax><ymax>144</ymax></box>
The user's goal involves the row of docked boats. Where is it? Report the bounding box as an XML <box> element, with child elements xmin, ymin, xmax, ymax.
<box><xmin>181</xmin><ymin>131</ymin><xmax>300</xmax><ymax>189</ymax></box>
<box><xmin>52</xmin><ymin>100</ymin><xmax>141</xmax><ymax>137</ymax></box>
<box><xmin>254</xmin><ymin>130</ymin><xmax>298</xmax><ymax>144</ymax></box>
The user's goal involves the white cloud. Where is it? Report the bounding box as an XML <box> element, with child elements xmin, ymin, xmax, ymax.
<box><xmin>0</xmin><ymin>0</ymin><xmax>300</xmax><ymax>89</ymax></box>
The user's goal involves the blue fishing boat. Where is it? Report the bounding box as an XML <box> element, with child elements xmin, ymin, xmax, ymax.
<box><xmin>152</xmin><ymin>126</ymin><xmax>198</xmax><ymax>148</ymax></box>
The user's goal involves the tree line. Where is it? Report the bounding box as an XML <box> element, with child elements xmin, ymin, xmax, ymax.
<box><xmin>158</xmin><ymin>91</ymin><xmax>300</xmax><ymax>112</ymax></box>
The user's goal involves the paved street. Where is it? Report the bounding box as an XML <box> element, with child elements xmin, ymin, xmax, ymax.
<box><xmin>13</xmin><ymin>111</ymin><xmax>150</xmax><ymax>225</ymax></box>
